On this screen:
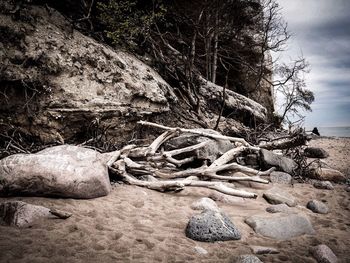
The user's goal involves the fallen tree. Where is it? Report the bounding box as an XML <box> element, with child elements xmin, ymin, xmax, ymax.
<box><xmin>107</xmin><ymin>121</ymin><xmax>275</xmax><ymax>199</ymax></box>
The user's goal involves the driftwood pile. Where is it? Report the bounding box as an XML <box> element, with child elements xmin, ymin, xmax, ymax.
<box><xmin>105</xmin><ymin>121</ymin><xmax>308</xmax><ymax>199</ymax></box>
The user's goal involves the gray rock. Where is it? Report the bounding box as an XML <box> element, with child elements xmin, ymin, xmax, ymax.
<box><xmin>234</xmin><ymin>255</ymin><xmax>263</xmax><ymax>263</ymax></box>
<box><xmin>260</xmin><ymin>149</ymin><xmax>297</xmax><ymax>174</ymax></box>
<box><xmin>313</xmin><ymin>180</ymin><xmax>334</xmax><ymax>190</ymax></box>
<box><xmin>266</xmin><ymin>204</ymin><xmax>295</xmax><ymax>214</ymax></box>
<box><xmin>306</xmin><ymin>200</ymin><xmax>329</xmax><ymax>214</ymax></box>
<box><xmin>185</xmin><ymin>210</ymin><xmax>241</xmax><ymax>242</ymax></box>
<box><xmin>308</xmin><ymin>168</ymin><xmax>346</xmax><ymax>183</ymax></box>
<box><xmin>311</xmin><ymin>244</ymin><xmax>337</xmax><ymax>263</ymax></box>
<box><xmin>194</xmin><ymin>246</ymin><xmax>208</xmax><ymax>255</ymax></box>
<box><xmin>245</xmin><ymin>214</ymin><xmax>315</xmax><ymax>240</ymax></box>
<box><xmin>191</xmin><ymin>198</ymin><xmax>220</xmax><ymax>212</ymax></box>
<box><xmin>304</xmin><ymin>147</ymin><xmax>329</xmax><ymax>159</ymax></box>
<box><xmin>346</xmin><ymin>186</ymin><xmax>350</xmax><ymax>192</ymax></box>
<box><xmin>250</xmin><ymin>245</ymin><xmax>279</xmax><ymax>255</ymax></box>
<box><xmin>165</xmin><ymin>131</ymin><xmax>233</xmax><ymax>163</ymax></box>
<box><xmin>0</xmin><ymin>145</ymin><xmax>111</xmax><ymax>199</ymax></box>
<box><xmin>0</xmin><ymin>201</ymin><xmax>52</xmax><ymax>227</ymax></box>
<box><xmin>263</xmin><ymin>188</ymin><xmax>297</xmax><ymax>207</ymax></box>
<box><xmin>270</xmin><ymin>171</ymin><xmax>293</xmax><ymax>185</ymax></box>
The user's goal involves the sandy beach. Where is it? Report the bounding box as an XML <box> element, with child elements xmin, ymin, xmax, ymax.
<box><xmin>0</xmin><ymin>137</ymin><xmax>349</xmax><ymax>263</ymax></box>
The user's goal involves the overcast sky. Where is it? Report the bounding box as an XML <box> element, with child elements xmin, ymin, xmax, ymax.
<box><xmin>274</xmin><ymin>0</ymin><xmax>350</xmax><ymax>128</ymax></box>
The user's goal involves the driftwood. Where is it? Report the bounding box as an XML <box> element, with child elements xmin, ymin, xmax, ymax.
<box><xmin>107</xmin><ymin>121</ymin><xmax>277</xmax><ymax>199</ymax></box>
<box><xmin>259</xmin><ymin>131</ymin><xmax>310</xmax><ymax>150</ymax></box>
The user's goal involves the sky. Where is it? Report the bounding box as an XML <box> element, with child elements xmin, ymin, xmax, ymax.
<box><xmin>274</xmin><ymin>0</ymin><xmax>350</xmax><ymax>128</ymax></box>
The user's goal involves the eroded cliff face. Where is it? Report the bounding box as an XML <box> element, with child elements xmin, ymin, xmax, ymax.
<box><xmin>0</xmin><ymin>1</ymin><xmax>177</xmax><ymax>144</ymax></box>
<box><xmin>0</xmin><ymin>1</ymin><xmax>271</xmax><ymax>148</ymax></box>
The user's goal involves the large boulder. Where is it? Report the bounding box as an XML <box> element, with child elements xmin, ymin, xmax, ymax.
<box><xmin>0</xmin><ymin>201</ymin><xmax>52</xmax><ymax>227</ymax></box>
<box><xmin>245</xmin><ymin>214</ymin><xmax>315</xmax><ymax>240</ymax></box>
<box><xmin>260</xmin><ymin>149</ymin><xmax>297</xmax><ymax>174</ymax></box>
<box><xmin>185</xmin><ymin>210</ymin><xmax>241</xmax><ymax>242</ymax></box>
<box><xmin>0</xmin><ymin>145</ymin><xmax>111</xmax><ymax>198</ymax></box>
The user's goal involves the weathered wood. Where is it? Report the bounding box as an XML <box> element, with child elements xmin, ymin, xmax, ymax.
<box><xmin>138</xmin><ymin>121</ymin><xmax>251</xmax><ymax>146</ymax></box>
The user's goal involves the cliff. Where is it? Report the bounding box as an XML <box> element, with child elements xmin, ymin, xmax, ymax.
<box><xmin>0</xmin><ymin>0</ymin><xmax>272</xmax><ymax>150</ymax></box>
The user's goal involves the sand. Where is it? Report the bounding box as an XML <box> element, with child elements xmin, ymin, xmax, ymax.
<box><xmin>0</xmin><ymin>137</ymin><xmax>349</xmax><ymax>263</ymax></box>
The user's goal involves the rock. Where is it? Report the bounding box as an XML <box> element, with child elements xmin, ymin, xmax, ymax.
<box><xmin>194</xmin><ymin>246</ymin><xmax>208</xmax><ymax>255</ymax></box>
<box><xmin>209</xmin><ymin>192</ymin><xmax>246</xmax><ymax>205</ymax></box>
<box><xmin>270</xmin><ymin>171</ymin><xmax>293</xmax><ymax>185</ymax></box>
<box><xmin>304</xmin><ymin>147</ymin><xmax>329</xmax><ymax>159</ymax></box>
<box><xmin>260</xmin><ymin>149</ymin><xmax>297</xmax><ymax>174</ymax></box>
<box><xmin>263</xmin><ymin>188</ymin><xmax>297</xmax><ymax>207</ymax></box>
<box><xmin>306</xmin><ymin>200</ymin><xmax>329</xmax><ymax>214</ymax></box>
<box><xmin>165</xmin><ymin>131</ymin><xmax>233</xmax><ymax>163</ymax></box>
<box><xmin>245</xmin><ymin>214</ymin><xmax>315</xmax><ymax>240</ymax></box>
<box><xmin>311</xmin><ymin>244</ymin><xmax>337</xmax><ymax>263</ymax></box>
<box><xmin>266</xmin><ymin>204</ymin><xmax>295</xmax><ymax>214</ymax></box>
<box><xmin>0</xmin><ymin>1</ymin><xmax>177</xmax><ymax>145</ymax></box>
<box><xmin>308</xmin><ymin>168</ymin><xmax>346</xmax><ymax>183</ymax></box>
<box><xmin>233</xmin><ymin>255</ymin><xmax>263</xmax><ymax>263</ymax></box>
<box><xmin>313</xmin><ymin>181</ymin><xmax>334</xmax><ymax>190</ymax></box>
<box><xmin>346</xmin><ymin>186</ymin><xmax>350</xmax><ymax>192</ymax></box>
<box><xmin>0</xmin><ymin>145</ymin><xmax>111</xmax><ymax>199</ymax></box>
<box><xmin>185</xmin><ymin>210</ymin><xmax>241</xmax><ymax>242</ymax></box>
<box><xmin>250</xmin><ymin>245</ymin><xmax>279</xmax><ymax>255</ymax></box>
<box><xmin>0</xmin><ymin>201</ymin><xmax>53</xmax><ymax>227</ymax></box>
<box><xmin>191</xmin><ymin>198</ymin><xmax>220</xmax><ymax>212</ymax></box>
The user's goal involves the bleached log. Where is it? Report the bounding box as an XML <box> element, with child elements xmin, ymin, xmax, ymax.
<box><xmin>147</xmin><ymin>130</ymin><xmax>178</xmax><ymax>155</ymax></box>
<box><xmin>210</xmin><ymin>146</ymin><xmax>247</xmax><ymax>167</ymax></box>
<box><xmin>138</xmin><ymin>121</ymin><xmax>251</xmax><ymax>146</ymax></box>
<box><xmin>113</xmin><ymin>161</ymin><xmax>257</xmax><ymax>198</ymax></box>
<box><xmin>259</xmin><ymin>133</ymin><xmax>309</xmax><ymax>150</ymax></box>
<box><xmin>155</xmin><ymin>162</ymin><xmax>274</xmax><ymax>181</ymax></box>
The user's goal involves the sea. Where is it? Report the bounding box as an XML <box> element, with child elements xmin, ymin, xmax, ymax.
<box><xmin>307</xmin><ymin>126</ymin><xmax>350</xmax><ymax>138</ymax></box>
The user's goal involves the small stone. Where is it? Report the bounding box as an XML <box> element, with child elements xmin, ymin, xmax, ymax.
<box><xmin>233</xmin><ymin>254</ymin><xmax>263</xmax><ymax>263</ymax></box>
<box><xmin>191</xmin><ymin>197</ymin><xmax>220</xmax><ymax>212</ymax></box>
<box><xmin>270</xmin><ymin>172</ymin><xmax>293</xmax><ymax>185</ymax></box>
<box><xmin>250</xmin><ymin>245</ymin><xmax>279</xmax><ymax>255</ymax></box>
<box><xmin>311</xmin><ymin>244</ymin><xmax>337</xmax><ymax>263</ymax></box>
<box><xmin>304</xmin><ymin>147</ymin><xmax>329</xmax><ymax>158</ymax></box>
<box><xmin>194</xmin><ymin>246</ymin><xmax>208</xmax><ymax>255</ymax></box>
<box><xmin>313</xmin><ymin>181</ymin><xmax>334</xmax><ymax>190</ymax></box>
<box><xmin>266</xmin><ymin>204</ymin><xmax>294</xmax><ymax>214</ymax></box>
<box><xmin>185</xmin><ymin>210</ymin><xmax>241</xmax><ymax>242</ymax></box>
<box><xmin>263</xmin><ymin>188</ymin><xmax>297</xmax><ymax>207</ymax></box>
<box><xmin>306</xmin><ymin>200</ymin><xmax>329</xmax><ymax>214</ymax></box>
<box><xmin>245</xmin><ymin>214</ymin><xmax>315</xmax><ymax>240</ymax></box>
<box><xmin>345</xmin><ymin>186</ymin><xmax>350</xmax><ymax>192</ymax></box>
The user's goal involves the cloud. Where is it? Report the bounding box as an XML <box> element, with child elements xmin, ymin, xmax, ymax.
<box><xmin>274</xmin><ymin>0</ymin><xmax>350</xmax><ymax>127</ymax></box>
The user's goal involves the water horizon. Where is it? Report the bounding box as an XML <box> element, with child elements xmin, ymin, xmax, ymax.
<box><xmin>305</xmin><ymin>126</ymin><xmax>350</xmax><ymax>138</ymax></box>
